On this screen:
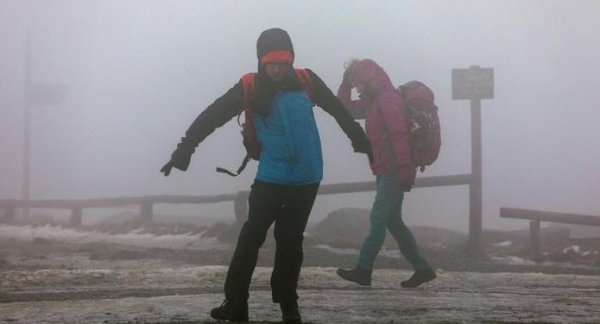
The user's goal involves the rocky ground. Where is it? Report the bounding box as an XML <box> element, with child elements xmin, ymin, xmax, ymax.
<box><xmin>1</xmin><ymin>209</ymin><xmax>600</xmax><ymax>323</ymax></box>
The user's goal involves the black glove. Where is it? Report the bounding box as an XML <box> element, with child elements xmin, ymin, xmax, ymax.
<box><xmin>160</xmin><ymin>159</ymin><xmax>175</xmax><ymax>176</ymax></box>
<box><xmin>160</xmin><ymin>139</ymin><xmax>195</xmax><ymax>176</ymax></box>
<box><xmin>352</xmin><ymin>135</ymin><xmax>373</xmax><ymax>164</ymax></box>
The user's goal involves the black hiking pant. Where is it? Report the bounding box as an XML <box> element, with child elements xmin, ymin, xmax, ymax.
<box><xmin>224</xmin><ymin>180</ymin><xmax>320</xmax><ymax>304</ymax></box>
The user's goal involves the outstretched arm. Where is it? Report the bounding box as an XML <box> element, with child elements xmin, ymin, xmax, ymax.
<box><xmin>161</xmin><ymin>80</ymin><xmax>244</xmax><ymax>175</ymax></box>
<box><xmin>306</xmin><ymin>69</ymin><xmax>372</xmax><ymax>162</ymax></box>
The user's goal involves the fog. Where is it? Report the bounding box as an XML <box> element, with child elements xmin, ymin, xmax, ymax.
<box><xmin>1</xmin><ymin>0</ymin><xmax>599</xmax><ymax>233</ymax></box>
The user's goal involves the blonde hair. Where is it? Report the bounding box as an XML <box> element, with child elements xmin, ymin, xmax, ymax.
<box><xmin>343</xmin><ymin>59</ymin><xmax>359</xmax><ymax>72</ymax></box>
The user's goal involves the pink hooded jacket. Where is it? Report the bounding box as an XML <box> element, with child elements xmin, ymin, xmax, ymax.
<box><xmin>337</xmin><ymin>59</ymin><xmax>415</xmax><ymax>176</ymax></box>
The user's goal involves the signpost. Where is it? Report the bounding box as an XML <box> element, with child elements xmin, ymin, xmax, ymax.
<box><xmin>452</xmin><ymin>65</ymin><xmax>494</xmax><ymax>254</ymax></box>
<box><xmin>452</xmin><ymin>66</ymin><xmax>494</xmax><ymax>100</ymax></box>
<box><xmin>22</xmin><ymin>31</ymin><xmax>66</xmax><ymax>218</ymax></box>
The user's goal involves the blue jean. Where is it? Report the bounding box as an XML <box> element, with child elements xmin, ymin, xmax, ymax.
<box><xmin>357</xmin><ymin>174</ymin><xmax>431</xmax><ymax>271</ymax></box>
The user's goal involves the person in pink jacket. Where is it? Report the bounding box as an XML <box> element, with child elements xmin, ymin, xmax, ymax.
<box><xmin>336</xmin><ymin>58</ymin><xmax>436</xmax><ymax>288</ymax></box>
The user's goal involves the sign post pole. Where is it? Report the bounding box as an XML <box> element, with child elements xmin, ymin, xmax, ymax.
<box><xmin>22</xmin><ymin>31</ymin><xmax>31</xmax><ymax>219</ymax></box>
<box><xmin>21</xmin><ymin>31</ymin><xmax>66</xmax><ymax>218</ymax></box>
<box><xmin>452</xmin><ymin>66</ymin><xmax>494</xmax><ymax>255</ymax></box>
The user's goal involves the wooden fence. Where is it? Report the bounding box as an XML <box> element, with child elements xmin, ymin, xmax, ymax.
<box><xmin>0</xmin><ymin>174</ymin><xmax>470</xmax><ymax>227</ymax></box>
<box><xmin>500</xmin><ymin>207</ymin><xmax>600</xmax><ymax>260</ymax></box>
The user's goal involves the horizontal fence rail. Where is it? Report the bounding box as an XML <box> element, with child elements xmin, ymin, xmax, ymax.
<box><xmin>500</xmin><ymin>207</ymin><xmax>600</xmax><ymax>261</ymax></box>
<box><xmin>0</xmin><ymin>174</ymin><xmax>471</xmax><ymax>227</ymax></box>
<box><xmin>0</xmin><ymin>194</ymin><xmax>240</xmax><ymax>209</ymax></box>
<box><xmin>317</xmin><ymin>174</ymin><xmax>471</xmax><ymax>195</ymax></box>
<box><xmin>500</xmin><ymin>207</ymin><xmax>600</xmax><ymax>227</ymax></box>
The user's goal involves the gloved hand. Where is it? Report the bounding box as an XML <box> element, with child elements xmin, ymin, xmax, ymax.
<box><xmin>160</xmin><ymin>159</ymin><xmax>175</xmax><ymax>176</ymax></box>
<box><xmin>396</xmin><ymin>165</ymin><xmax>416</xmax><ymax>192</ymax></box>
<box><xmin>351</xmin><ymin>135</ymin><xmax>373</xmax><ymax>164</ymax></box>
<box><xmin>160</xmin><ymin>140</ymin><xmax>195</xmax><ymax>176</ymax></box>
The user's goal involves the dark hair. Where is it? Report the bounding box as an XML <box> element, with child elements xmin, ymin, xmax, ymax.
<box><xmin>250</xmin><ymin>69</ymin><xmax>305</xmax><ymax>115</ymax></box>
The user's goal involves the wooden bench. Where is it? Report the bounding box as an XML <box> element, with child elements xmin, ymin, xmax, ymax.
<box><xmin>500</xmin><ymin>207</ymin><xmax>600</xmax><ymax>260</ymax></box>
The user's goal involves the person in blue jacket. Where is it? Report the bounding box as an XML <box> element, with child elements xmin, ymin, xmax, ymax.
<box><xmin>160</xmin><ymin>28</ymin><xmax>371</xmax><ymax>324</ymax></box>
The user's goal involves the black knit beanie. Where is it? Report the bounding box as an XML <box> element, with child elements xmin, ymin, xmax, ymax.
<box><xmin>256</xmin><ymin>28</ymin><xmax>295</xmax><ymax>70</ymax></box>
<box><xmin>251</xmin><ymin>28</ymin><xmax>302</xmax><ymax>115</ymax></box>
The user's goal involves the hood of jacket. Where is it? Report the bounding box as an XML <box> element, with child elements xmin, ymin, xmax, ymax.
<box><xmin>349</xmin><ymin>59</ymin><xmax>396</xmax><ymax>100</ymax></box>
<box><xmin>256</xmin><ymin>28</ymin><xmax>295</xmax><ymax>70</ymax></box>
<box><xmin>251</xmin><ymin>28</ymin><xmax>303</xmax><ymax>115</ymax></box>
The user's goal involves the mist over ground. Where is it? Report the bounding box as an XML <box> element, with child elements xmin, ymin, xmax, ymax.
<box><xmin>1</xmin><ymin>0</ymin><xmax>599</xmax><ymax>234</ymax></box>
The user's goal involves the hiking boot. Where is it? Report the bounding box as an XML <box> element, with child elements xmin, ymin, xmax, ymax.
<box><xmin>210</xmin><ymin>299</ymin><xmax>248</xmax><ymax>322</ymax></box>
<box><xmin>401</xmin><ymin>268</ymin><xmax>437</xmax><ymax>288</ymax></box>
<box><xmin>280</xmin><ymin>301</ymin><xmax>302</xmax><ymax>324</ymax></box>
<box><xmin>336</xmin><ymin>267</ymin><xmax>372</xmax><ymax>286</ymax></box>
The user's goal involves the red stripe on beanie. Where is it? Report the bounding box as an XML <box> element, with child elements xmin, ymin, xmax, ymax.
<box><xmin>260</xmin><ymin>50</ymin><xmax>293</xmax><ymax>67</ymax></box>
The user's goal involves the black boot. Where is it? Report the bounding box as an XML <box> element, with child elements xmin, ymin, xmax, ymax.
<box><xmin>280</xmin><ymin>301</ymin><xmax>302</xmax><ymax>324</ymax></box>
<box><xmin>210</xmin><ymin>299</ymin><xmax>248</xmax><ymax>322</ymax></box>
<box><xmin>336</xmin><ymin>267</ymin><xmax>372</xmax><ymax>286</ymax></box>
<box><xmin>401</xmin><ymin>268</ymin><xmax>437</xmax><ymax>288</ymax></box>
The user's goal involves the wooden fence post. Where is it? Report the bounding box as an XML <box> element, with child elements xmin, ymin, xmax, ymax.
<box><xmin>234</xmin><ymin>191</ymin><xmax>249</xmax><ymax>223</ymax></box>
<box><xmin>140</xmin><ymin>200</ymin><xmax>154</xmax><ymax>223</ymax></box>
<box><xmin>69</xmin><ymin>207</ymin><xmax>82</xmax><ymax>227</ymax></box>
<box><xmin>529</xmin><ymin>220</ymin><xmax>541</xmax><ymax>261</ymax></box>
<box><xmin>468</xmin><ymin>98</ymin><xmax>483</xmax><ymax>256</ymax></box>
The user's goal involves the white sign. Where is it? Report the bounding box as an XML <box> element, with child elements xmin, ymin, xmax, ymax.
<box><xmin>452</xmin><ymin>66</ymin><xmax>494</xmax><ymax>100</ymax></box>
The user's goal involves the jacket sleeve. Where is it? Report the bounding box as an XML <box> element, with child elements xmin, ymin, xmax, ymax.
<box><xmin>169</xmin><ymin>80</ymin><xmax>244</xmax><ymax>171</ymax></box>
<box><xmin>336</xmin><ymin>82</ymin><xmax>367</xmax><ymax>120</ymax></box>
<box><xmin>306</xmin><ymin>69</ymin><xmax>369</xmax><ymax>147</ymax></box>
<box><xmin>378</xmin><ymin>92</ymin><xmax>413</xmax><ymax>167</ymax></box>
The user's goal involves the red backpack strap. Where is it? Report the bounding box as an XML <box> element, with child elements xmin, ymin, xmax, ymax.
<box><xmin>294</xmin><ymin>68</ymin><xmax>315</xmax><ymax>100</ymax></box>
<box><xmin>217</xmin><ymin>73</ymin><xmax>259</xmax><ymax>176</ymax></box>
<box><xmin>238</xmin><ymin>73</ymin><xmax>257</xmax><ymax>138</ymax></box>
<box><xmin>240</xmin><ymin>73</ymin><xmax>255</xmax><ymax>114</ymax></box>
<box><xmin>239</xmin><ymin>73</ymin><xmax>260</xmax><ymax>159</ymax></box>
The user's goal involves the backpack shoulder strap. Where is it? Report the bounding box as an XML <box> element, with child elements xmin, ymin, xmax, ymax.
<box><xmin>244</xmin><ymin>70</ymin><xmax>313</xmax><ymax>102</ymax></box>
<box><xmin>294</xmin><ymin>68</ymin><xmax>315</xmax><ymax>100</ymax></box>
<box><xmin>239</xmin><ymin>73</ymin><xmax>258</xmax><ymax>153</ymax></box>
<box><xmin>236</xmin><ymin>73</ymin><xmax>256</xmax><ymax>125</ymax></box>
<box><xmin>241</xmin><ymin>73</ymin><xmax>256</xmax><ymax>110</ymax></box>
<box><xmin>216</xmin><ymin>73</ymin><xmax>257</xmax><ymax>177</ymax></box>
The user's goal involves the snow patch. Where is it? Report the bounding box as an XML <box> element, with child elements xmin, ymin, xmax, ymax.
<box><xmin>313</xmin><ymin>244</ymin><xmax>359</xmax><ymax>255</ymax></box>
<box><xmin>493</xmin><ymin>240</ymin><xmax>513</xmax><ymax>247</ymax></box>
<box><xmin>0</xmin><ymin>224</ymin><xmax>224</xmax><ymax>250</ymax></box>
<box><xmin>563</xmin><ymin>245</ymin><xmax>581</xmax><ymax>254</ymax></box>
<box><xmin>490</xmin><ymin>256</ymin><xmax>537</xmax><ymax>266</ymax></box>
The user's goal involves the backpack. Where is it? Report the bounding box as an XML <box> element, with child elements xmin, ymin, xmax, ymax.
<box><xmin>216</xmin><ymin>69</ymin><xmax>315</xmax><ymax>176</ymax></box>
<box><xmin>398</xmin><ymin>81</ymin><xmax>441</xmax><ymax>172</ymax></box>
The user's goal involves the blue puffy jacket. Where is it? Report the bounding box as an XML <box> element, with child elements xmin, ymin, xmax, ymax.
<box><xmin>254</xmin><ymin>91</ymin><xmax>323</xmax><ymax>185</ymax></box>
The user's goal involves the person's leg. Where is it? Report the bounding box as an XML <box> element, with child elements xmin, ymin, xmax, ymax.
<box><xmin>337</xmin><ymin>175</ymin><xmax>396</xmax><ymax>286</ymax></box>
<box><xmin>271</xmin><ymin>182</ymin><xmax>319</xmax><ymax>303</ymax></box>
<box><xmin>386</xmin><ymin>192</ymin><xmax>431</xmax><ymax>271</ymax></box>
<box><xmin>223</xmin><ymin>180</ymin><xmax>281</xmax><ymax>303</ymax></box>
<box><xmin>355</xmin><ymin>174</ymin><xmax>396</xmax><ymax>271</ymax></box>
<box><xmin>385</xmin><ymin>179</ymin><xmax>436</xmax><ymax>287</ymax></box>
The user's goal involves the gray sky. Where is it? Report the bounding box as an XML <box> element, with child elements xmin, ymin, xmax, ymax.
<box><xmin>1</xmin><ymin>0</ymin><xmax>599</xmax><ymax>232</ymax></box>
